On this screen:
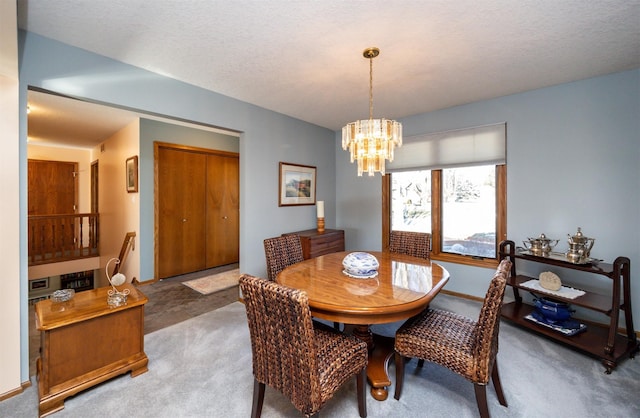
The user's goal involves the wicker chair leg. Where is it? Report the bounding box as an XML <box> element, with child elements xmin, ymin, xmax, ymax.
<box><xmin>417</xmin><ymin>359</ymin><xmax>425</xmax><ymax>368</ymax></box>
<box><xmin>393</xmin><ymin>352</ymin><xmax>406</xmax><ymax>400</ymax></box>
<box><xmin>251</xmin><ymin>379</ymin><xmax>265</xmax><ymax>418</ymax></box>
<box><xmin>357</xmin><ymin>367</ymin><xmax>367</xmax><ymax>417</ymax></box>
<box><xmin>473</xmin><ymin>383</ymin><xmax>490</xmax><ymax>418</ymax></box>
<box><xmin>491</xmin><ymin>360</ymin><xmax>508</xmax><ymax>407</ymax></box>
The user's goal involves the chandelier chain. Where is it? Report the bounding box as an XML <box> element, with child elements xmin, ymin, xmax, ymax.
<box><xmin>369</xmin><ymin>55</ymin><xmax>374</xmax><ymax>120</ymax></box>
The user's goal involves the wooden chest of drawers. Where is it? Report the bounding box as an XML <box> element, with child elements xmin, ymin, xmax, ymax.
<box><xmin>284</xmin><ymin>229</ymin><xmax>345</xmax><ymax>259</ymax></box>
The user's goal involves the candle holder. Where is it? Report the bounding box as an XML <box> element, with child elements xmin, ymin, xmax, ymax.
<box><xmin>317</xmin><ymin>217</ymin><xmax>325</xmax><ymax>233</ymax></box>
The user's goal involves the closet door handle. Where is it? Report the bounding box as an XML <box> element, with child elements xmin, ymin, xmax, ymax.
<box><xmin>182</xmin><ymin>218</ymin><xmax>187</xmax><ymax>222</ymax></box>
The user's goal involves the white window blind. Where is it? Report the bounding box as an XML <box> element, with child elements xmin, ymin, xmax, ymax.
<box><xmin>387</xmin><ymin>123</ymin><xmax>506</xmax><ymax>171</ymax></box>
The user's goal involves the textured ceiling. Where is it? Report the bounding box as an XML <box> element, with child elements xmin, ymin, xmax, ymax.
<box><xmin>26</xmin><ymin>92</ymin><xmax>141</xmax><ymax>148</ymax></box>
<box><xmin>19</xmin><ymin>0</ymin><xmax>640</xmax><ymax>148</ymax></box>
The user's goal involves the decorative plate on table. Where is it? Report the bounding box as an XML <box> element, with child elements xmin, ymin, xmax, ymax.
<box><xmin>342</xmin><ymin>269</ymin><xmax>379</xmax><ymax>279</ymax></box>
<box><xmin>342</xmin><ymin>252</ymin><xmax>379</xmax><ymax>279</ymax></box>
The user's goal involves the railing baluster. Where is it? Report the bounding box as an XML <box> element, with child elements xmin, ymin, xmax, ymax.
<box><xmin>79</xmin><ymin>219</ymin><xmax>84</xmax><ymax>256</ymax></box>
<box><xmin>27</xmin><ymin>213</ymin><xmax>100</xmax><ymax>265</ymax></box>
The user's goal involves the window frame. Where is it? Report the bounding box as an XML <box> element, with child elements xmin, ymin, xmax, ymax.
<box><xmin>382</xmin><ymin>164</ymin><xmax>507</xmax><ymax>268</ymax></box>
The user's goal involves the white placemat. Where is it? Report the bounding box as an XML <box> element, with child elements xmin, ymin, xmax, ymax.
<box><xmin>519</xmin><ymin>279</ymin><xmax>585</xmax><ymax>299</ymax></box>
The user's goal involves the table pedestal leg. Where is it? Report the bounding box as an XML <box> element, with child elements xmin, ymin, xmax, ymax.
<box><xmin>353</xmin><ymin>325</ymin><xmax>394</xmax><ymax>401</ymax></box>
<box><xmin>352</xmin><ymin>324</ymin><xmax>374</xmax><ymax>350</ymax></box>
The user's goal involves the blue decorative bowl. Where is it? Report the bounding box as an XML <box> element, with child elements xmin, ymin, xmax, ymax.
<box><xmin>342</xmin><ymin>252</ymin><xmax>379</xmax><ymax>278</ymax></box>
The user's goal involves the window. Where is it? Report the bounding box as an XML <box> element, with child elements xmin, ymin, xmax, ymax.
<box><xmin>382</xmin><ymin>123</ymin><xmax>507</xmax><ymax>268</ymax></box>
<box><xmin>441</xmin><ymin>165</ymin><xmax>497</xmax><ymax>258</ymax></box>
<box><xmin>385</xmin><ymin>165</ymin><xmax>506</xmax><ymax>267</ymax></box>
<box><xmin>391</xmin><ymin>170</ymin><xmax>431</xmax><ymax>234</ymax></box>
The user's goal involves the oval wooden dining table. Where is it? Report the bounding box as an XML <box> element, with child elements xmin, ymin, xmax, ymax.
<box><xmin>277</xmin><ymin>250</ymin><xmax>450</xmax><ymax>401</ymax></box>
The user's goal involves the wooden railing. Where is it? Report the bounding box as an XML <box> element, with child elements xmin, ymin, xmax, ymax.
<box><xmin>112</xmin><ymin>232</ymin><xmax>136</xmax><ymax>276</ymax></box>
<box><xmin>28</xmin><ymin>213</ymin><xmax>99</xmax><ymax>265</ymax></box>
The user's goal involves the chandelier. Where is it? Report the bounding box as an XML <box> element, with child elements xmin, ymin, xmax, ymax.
<box><xmin>342</xmin><ymin>47</ymin><xmax>402</xmax><ymax>176</ymax></box>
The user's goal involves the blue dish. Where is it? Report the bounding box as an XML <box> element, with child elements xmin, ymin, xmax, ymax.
<box><xmin>342</xmin><ymin>252</ymin><xmax>379</xmax><ymax>277</ymax></box>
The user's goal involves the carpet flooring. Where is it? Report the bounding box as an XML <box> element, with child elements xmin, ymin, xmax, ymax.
<box><xmin>9</xmin><ymin>292</ymin><xmax>640</xmax><ymax>417</ymax></box>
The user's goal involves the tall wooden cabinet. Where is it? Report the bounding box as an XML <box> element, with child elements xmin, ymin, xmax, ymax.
<box><xmin>155</xmin><ymin>143</ymin><xmax>239</xmax><ymax>279</ymax></box>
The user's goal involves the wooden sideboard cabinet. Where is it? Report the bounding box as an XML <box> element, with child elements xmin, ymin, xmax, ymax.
<box><xmin>35</xmin><ymin>284</ymin><xmax>148</xmax><ymax>417</ymax></box>
<box><xmin>284</xmin><ymin>229</ymin><xmax>345</xmax><ymax>259</ymax></box>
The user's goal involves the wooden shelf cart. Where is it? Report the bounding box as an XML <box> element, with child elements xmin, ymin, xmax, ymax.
<box><xmin>499</xmin><ymin>240</ymin><xmax>639</xmax><ymax>373</ymax></box>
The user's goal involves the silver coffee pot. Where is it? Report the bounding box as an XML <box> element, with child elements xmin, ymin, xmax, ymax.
<box><xmin>523</xmin><ymin>233</ymin><xmax>558</xmax><ymax>256</ymax></box>
<box><xmin>566</xmin><ymin>227</ymin><xmax>595</xmax><ymax>263</ymax></box>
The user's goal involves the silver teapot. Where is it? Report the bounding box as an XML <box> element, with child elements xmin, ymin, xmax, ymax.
<box><xmin>566</xmin><ymin>227</ymin><xmax>595</xmax><ymax>263</ymax></box>
<box><xmin>523</xmin><ymin>233</ymin><xmax>559</xmax><ymax>256</ymax></box>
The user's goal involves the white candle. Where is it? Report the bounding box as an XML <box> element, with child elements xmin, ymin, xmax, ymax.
<box><xmin>316</xmin><ymin>201</ymin><xmax>324</xmax><ymax>218</ymax></box>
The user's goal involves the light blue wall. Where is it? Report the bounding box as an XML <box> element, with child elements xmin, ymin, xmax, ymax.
<box><xmin>19</xmin><ymin>31</ymin><xmax>336</xmax><ymax>277</ymax></box>
<box><xmin>17</xmin><ymin>30</ymin><xmax>640</xmax><ymax>384</ymax></box>
<box><xmin>337</xmin><ymin>69</ymin><xmax>640</xmax><ymax>326</ymax></box>
<box><xmin>18</xmin><ymin>31</ymin><xmax>336</xmax><ymax>380</ymax></box>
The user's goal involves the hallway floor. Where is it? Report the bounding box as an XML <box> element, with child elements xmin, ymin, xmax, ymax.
<box><xmin>29</xmin><ymin>263</ymin><xmax>240</xmax><ymax>377</ymax></box>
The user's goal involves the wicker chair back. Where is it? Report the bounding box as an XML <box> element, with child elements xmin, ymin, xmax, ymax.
<box><xmin>389</xmin><ymin>231</ymin><xmax>431</xmax><ymax>259</ymax></box>
<box><xmin>240</xmin><ymin>274</ymin><xmax>368</xmax><ymax>417</ymax></box>
<box><xmin>240</xmin><ymin>274</ymin><xmax>319</xmax><ymax>414</ymax></box>
<box><xmin>263</xmin><ymin>235</ymin><xmax>304</xmax><ymax>281</ymax></box>
<box><xmin>393</xmin><ymin>259</ymin><xmax>512</xmax><ymax>418</ymax></box>
<box><xmin>473</xmin><ymin>259</ymin><xmax>511</xmax><ymax>383</ymax></box>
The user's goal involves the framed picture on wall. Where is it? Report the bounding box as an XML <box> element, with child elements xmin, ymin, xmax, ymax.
<box><xmin>279</xmin><ymin>162</ymin><xmax>316</xmax><ymax>206</ymax></box>
<box><xmin>30</xmin><ymin>278</ymin><xmax>49</xmax><ymax>291</ymax></box>
<box><xmin>126</xmin><ymin>156</ymin><xmax>138</xmax><ymax>193</ymax></box>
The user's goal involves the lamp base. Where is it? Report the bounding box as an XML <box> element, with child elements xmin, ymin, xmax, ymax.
<box><xmin>107</xmin><ymin>287</ymin><xmax>130</xmax><ymax>307</ymax></box>
<box><xmin>317</xmin><ymin>217</ymin><xmax>325</xmax><ymax>233</ymax></box>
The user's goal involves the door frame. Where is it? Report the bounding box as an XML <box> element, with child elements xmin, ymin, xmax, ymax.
<box><xmin>153</xmin><ymin>141</ymin><xmax>240</xmax><ymax>280</ymax></box>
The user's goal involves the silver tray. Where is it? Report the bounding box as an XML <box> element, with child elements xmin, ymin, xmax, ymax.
<box><xmin>516</xmin><ymin>249</ymin><xmax>597</xmax><ymax>265</ymax></box>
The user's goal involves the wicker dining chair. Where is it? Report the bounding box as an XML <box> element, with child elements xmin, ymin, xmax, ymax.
<box><xmin>264</xmin><ymin>234</ymin><xmax>341</xmax><ymax>330</ymax></box>
<box><xmin>264</xmin><ymin>235</ymin><xmax>305</xmax><ymax>281</ymax></box>
<box><xmin>393</xmin><ymin>259</ymin><xmax>512</xmax><ymax>418</ymax></box>
<box><xmin>239</xmin><ymin>274</ymin><xmax>368</xmax><ymax>418</ymax></box>
<box><xmin>389</xmin><ymin>231</ymin><xmax>431</xmax><ymax>259</ymax></box>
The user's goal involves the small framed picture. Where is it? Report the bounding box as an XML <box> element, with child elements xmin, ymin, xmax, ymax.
<box><xmin>30</xmin><ymin>278</ymin><xmax>49</xmax><ymax>291</ymax></box>
<box><xmin>279</xmin><ymin>162</ymin><xmax>316</xmax><ymax>206</ymax></box>
<box><xmin>126</xmin><ymin>156</ymin><xmax>138</xmax><ymax>193</ymax></box>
